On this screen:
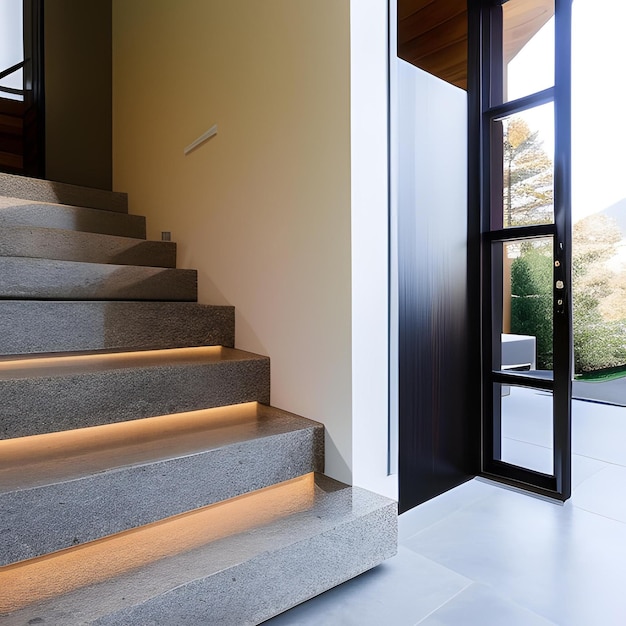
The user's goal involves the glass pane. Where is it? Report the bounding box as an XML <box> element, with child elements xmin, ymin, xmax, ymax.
<box><xmin>496</xmin><ymin>383</ymin><xmax>554</xmax><ymax>475</ymax></box>
<box><xmin>496</xmin><ymin>0</ymin><xmax>555</xmax><ymax>104</ymax></box>
<box><xmin>492</xmin><ymin>103</ymin><xmax>554</xmax><ymax>229</ymax></box>
<box><xmin>496</xmin><ymin>237</ymin><xmax>553</xmax><ymax>373</ymax></box>
<box><xmin>0</xmin><ymin>0</ymin><xmax>24</xmax><ymax>101</ymax></box>
<box><xmin>572</xmin><ymin>0</ymin><xmax>626</xmax><ymax>388</ymax></box>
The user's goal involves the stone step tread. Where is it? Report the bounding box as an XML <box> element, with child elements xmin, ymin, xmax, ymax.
<box><xmin>0</xmin><ymin>403</ymin><xmax>322</xmax><ymax>493</ymax></box>
<box><xmin>0</xmin><ymin>345</ymin><xmax>261</xmax><ymax>380</ymax></box>
<box><xmin>0</xmin><ymin>346</ymin><xmax>271</xmax><ymax>439</ymax></box>
<box><xmin>0</xmin><ymin>301</ymin><xmax>235</xmax><ymax>356</ymax></box>
<box><xmin>0</xmin><ymin>257</ymin><xmax>197</xmax><ymax>301</ymax></box>
<box><xmin>0</xmin><ymin>173</ymin><xmax>128</xmax><ymax>213</ymax></box>
<box><xmin>0</xmin><ymin>225</ymin><xmax>176</xmax><ymax>267</ymax></box>
<box><xmin>0</xmin><ymin>404</ymin><xmax>324</xmax><ymax>564</ymax></box>
<box><xmin>0</xmin><ymin>474</ymin><xmax>397</xmax><ymax>625</ymax></box>
<box><xmin>0</xmin><ymin>196</ymin><xmax>145</xmax><ymax>238</ymax></box>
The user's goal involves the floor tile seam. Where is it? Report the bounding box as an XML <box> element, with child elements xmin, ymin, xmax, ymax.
<box><xmin>503</xmin><ymin>437</ymin><xmax>626</xmax><ymax>474</ymax></box>
<box><xmin>416</xmin><ymin>580</ymin><xmax>561</xmax><ymax>626</ymax></box>
<box><xmin>570</xmin><ymin>463</ymin><xmax>613</xmax><ymax>495</ymax></box>
<box><xmin>398</xmin><ymin>491</ymin><xmax>496</xmax><ymax>544</ymax></box>
<box><xmin>570</xmin><ymin>450</ymin><xmax>626</xmax><ymax>470</ymax></box>
<box><xmin>398</xmin><ymin>547</ymin><xmax>474</xmax><ymax>591</ymax></box>
<box><xmin>503</xmin><ymin>435</ymin><xmax>551</xmax><ymax>451</ymax></box>
<box><xmin>412</xmin><ymin>581</ymin><xmax>474</xmax><ymax>625</ymax></box>
<box><xmin>569</xmin><ymin>502</ymin><xmax>626</xmax><ymax>527</ymax></box>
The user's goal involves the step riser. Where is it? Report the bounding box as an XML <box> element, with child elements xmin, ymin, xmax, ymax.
<box><xmin>1</xmin><ymin>427</ymin><xmax>323</xmax><ymax>564</ymax></box>
<box><xmin>0</xmin><ymin>480</ymin><xmax>396</xmax><ymax>625</ymax></box>
<box><xmin>0</xmin><ymin>174</ymin><xmax>399</xmax><ymax>624</ymax></box>
<box><xmin>0</xmin><ymin>302</ymin><xmax>235</xmax><ymax>355</ymax></box>
<box><xmin>0</xmin><ymin>359</ymin><xmax>270</xmax><ymax>438</ymax></box>
<box><xmin>95</xmin><ymin>504</ymin><xmax>397</xmax><ymax>626</ymax></box>
<box><xmin>0</xmin><ymin>257</ymin><xmax>197</xmax><ymax>301</ymax></box>
<box><xmin>0</xmin><ymin>226</ymin><xmax>176</xmax><ymax>267</ymax></box>
<box><xmin>0</xmin><ymin>200</ymin><xmax>145</xmax><ymax>237</ymax></box>
<box><xmin>0</xmin><ymin>173</ymin><xmax>128</xmax><ymax>213</ymax></box>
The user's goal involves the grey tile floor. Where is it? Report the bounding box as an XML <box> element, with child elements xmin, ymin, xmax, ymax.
<box><xmin>265</xmin><ymin>392</ymin><xmax>626</xmax><ymax>625</ymax></box>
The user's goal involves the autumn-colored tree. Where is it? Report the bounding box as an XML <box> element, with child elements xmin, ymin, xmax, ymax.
<box><xmin>503</xmin><ymin>118</ymin><xmax>553</xmax><ymax>227</ymax></box>
<box><xmin>510</xmin><ymin>214</ymin><xmax>626</xmax><ymax>373</ymax></box>
<box><xmin>572</xmin><ymin>214</ymin><xmax>626</xmax><ymax>373</ymax></box>
<box><xmin>501</xmin><ymin>115</ymin><xmax>626</xmax><ymax>374</ymax></box>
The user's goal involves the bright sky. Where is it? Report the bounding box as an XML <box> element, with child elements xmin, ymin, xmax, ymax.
<box><xmin>0</xmin><ymin>0</ymin><xmax>24</xmax><ymax>97</ymax></box>
<box><xmin>508</xmin><ymin>0</ymin><xmax>626</xmax><ymax>223</ymax></box>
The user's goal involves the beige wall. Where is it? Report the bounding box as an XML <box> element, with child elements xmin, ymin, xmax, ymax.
<box><xmin>112</xmin><ymin>0</ymin><xmax>353</xmax><ymax>482</ymax></box>
<box><xmin>45</xmin><ymin>0</ymin><xmax>112</xmax><ymax>189</ymax></box>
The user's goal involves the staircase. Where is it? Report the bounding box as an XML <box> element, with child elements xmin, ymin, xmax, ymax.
<box><xmin>0</xmin><ymin>173</ymin><xmax>397</xmax><ymax>625</ymax></box>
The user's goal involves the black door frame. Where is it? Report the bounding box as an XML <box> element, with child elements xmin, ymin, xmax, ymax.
<box><xmin>468</xmin><ymin>0</ymin><xmax>573</xmax><ymax>501</ymax></box>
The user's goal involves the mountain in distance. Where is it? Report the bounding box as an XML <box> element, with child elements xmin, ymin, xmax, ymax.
<box><xmin>600</xmin><ymin>197</ymin><xmax>626</xmax><ymax>235</ymax></box>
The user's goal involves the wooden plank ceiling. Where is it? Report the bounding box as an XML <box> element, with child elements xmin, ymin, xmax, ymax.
<box><xmin>398</xmin><ymin>0</ymin><xmax>554</xmax><ymax>92</ymax></box>
<box><xmin>398</xmin><ymin>0</ymin><xmax>468</xmax><ymax>90</ymax></box>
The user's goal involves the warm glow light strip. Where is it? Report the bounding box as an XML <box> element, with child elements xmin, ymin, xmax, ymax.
<box><xmin>0</xmin><ymin>473</ymin><xmax>315</xmax><ymax>614</ymax></box>
<box><xmin>0</xmin><ymin>346</ymin><xmax>224</xmax><ymax>378</ymax></box>
<box><xmin>0</xmin><ymin>402</ymin><xmax>259</xmax><ymax>471</ymax></box>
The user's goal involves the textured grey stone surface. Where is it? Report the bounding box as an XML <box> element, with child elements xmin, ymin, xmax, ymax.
<box><xmin>0</xmin><ymin>225</ymin><xmax>176</xmax><ymax>267</ymax></box>
<box><xmin>0</xmin><ymin>174</ymin><xmax>398</xmax><ymax>626</ymax></box>
<box><xmin>0</xmin><ymin>257</ymin><xmax>197</xmax><ymax>300</ymax></box>
<box><xmin>0</xmin><ymin>301</ymin><xmax>235</xmax><ymax>355</ymax></box>
<box><xmin>0</xmin><ymin>406</ymin><xmax>324</xmax><ymax>565</ymax></box>
<box><xmin>0</xmin><ymin>173</ymin><xmax>128</xmax><ymax>213</ymax></box>
<box><xmin>0</xmin><ymin>347</ymin><xmax>270</xmax><ymax>438</ymax></box>
<box><xmin>0</xmin><ymin>196</ymin><xmax>145</xmax><ymax>238</ymax></box>
<box><xmin>1</xmin><ymin>477</ymin><xmax>397</xmax><ymax>625</ymax></box>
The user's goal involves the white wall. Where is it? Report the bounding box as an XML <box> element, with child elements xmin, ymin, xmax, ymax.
<box><xmin>350</xmin><ymin>0</ymin><xmax>396</xmax><ymax>499</ymax></box>
<box><xmin>112</xmin><ymin>0</ymin><xmax>396</xmax><ymax>496</ymax></box>
<box><xmin>113</xmin><ymin>0</ymin><xmax>353</xmax><ymax>484</ymax></box>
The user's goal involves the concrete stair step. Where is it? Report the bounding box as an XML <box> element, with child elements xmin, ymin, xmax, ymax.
<box><xmin>0</xmin><ymin>346</ymin><xmax>270</xmax><ymax>438</ymax></box>
<box><xmin>0</xmin><ymin>474</ymin><xmax>397</xmax><ymax>625</ymax></box>
<box><xmin>0</xmin><ymin>257</ymin><xmax>197</xmax><ymax>300</ymax></box>
<box><xmin>0</xmin><ymin>196</ymin><xmax>145</xmax><ymax>238</ymax></box>
<box><xmin>0</xmin><ymin>403</ymin><xmax>324</xmax><ymax>564</ymax></box>
<box><xmin>0</xmin><ymin>172</ymin><xmax>128</xmax><ymax>213</ymax></box>
<box><xmin>0</xmin><ymin>225</ymin><xmax>176</xmax><ymax>267</ymax></box>
<box><xmin>0</xmin><ymin>301</ymin><xmax>235</xmax><ymax>356</ymax></box>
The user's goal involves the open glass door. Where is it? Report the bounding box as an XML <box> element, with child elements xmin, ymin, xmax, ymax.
<box><xmin>476</xmin><ymin>0</ymin><xmax>572</xmax><ymax>500</ymax></box>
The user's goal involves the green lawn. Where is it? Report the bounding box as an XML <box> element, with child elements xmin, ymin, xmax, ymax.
<box><xmin>575</xmin><ymin>364</ymin><xmax>626</xmax><ymax>382</ymax></box>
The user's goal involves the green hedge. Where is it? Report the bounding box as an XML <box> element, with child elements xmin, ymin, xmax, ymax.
<box><xmin>509</xmin><ymin>247</ymin><xmax>626</xmax><ymax>373</ymax></box>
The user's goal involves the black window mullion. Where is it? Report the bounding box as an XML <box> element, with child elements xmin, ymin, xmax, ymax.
<box><xmin>552</xmin><ymin>0</ymin><xmax>573</xmax><ymax>500</ymax></box>
<box><xmin>474</xmin><ymin>0</ymin><xmax>572</xmax><ymax>502</ymax></box>
<box><xmin>483</xmin><ymin>1</ymin><xmax>505</xmax><ymax>476</ymax></box>
<box><xmin>484</xmin><ymin>460</ymin><xmax>557</xmax><ymax>493</ymax></box>
<box><xmin>487</xmin><ymin>87</ymin><xmax>555</xmax><ymax>120</ymax></box>
<box><xmin>488</xmin><ymin>224</ymin><xmax>556</xmax><ymax>242</ymax></box>
<box><xmin>492</xmin><ymin>371</ymin><xmax>554</xmax><ymax>391</ymax></box>
<box><xmin>479</xmin><ymin>2</ymin><xmax>496</xmax><ymax>476</ymax></box>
